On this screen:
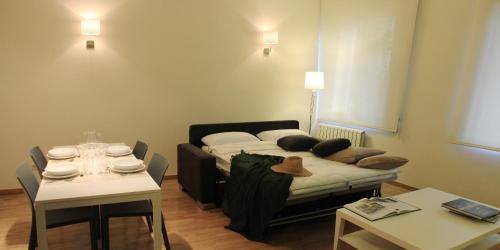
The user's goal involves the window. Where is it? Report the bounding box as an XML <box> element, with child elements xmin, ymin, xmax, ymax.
<box><xmin>317</xmin><ymin>0</ymin><xmax>418</xmax><ymax>132</ymax></box>
<box><xmin>451</xmin><ymin>0</ymin><xmax>500</xmax><ymax>151</ymax></box>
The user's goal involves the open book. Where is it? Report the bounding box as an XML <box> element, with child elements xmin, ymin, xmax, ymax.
<box><xmin>344</xmin><ymin>197</ymin><xmax>420</xmax><ymax>221</ymax></box>
<box><xmin>442</xmin><ymin>198</ymin><xmax>499</xmax><ymax>223</ymax></box>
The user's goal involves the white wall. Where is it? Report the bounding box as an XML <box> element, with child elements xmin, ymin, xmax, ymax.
<box><xmin>2</xmin><ymin>0</ymin><xmax>498</xmax><ymax>208</ymax></box>
<box><xmin>362</xmin><ymin>0</ymin><xmax>500</xmax><ymax>206</ymax></box>
<box><xmin>0</xmin><ymin>0</ymin><xmax>320</xmax><ymax>189</ymax></box>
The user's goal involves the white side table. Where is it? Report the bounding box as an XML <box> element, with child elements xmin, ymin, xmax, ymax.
<box><xmin>334</xmin><ymin>188</ymin><xmax>500</xmax><ymax>250</ymax></box>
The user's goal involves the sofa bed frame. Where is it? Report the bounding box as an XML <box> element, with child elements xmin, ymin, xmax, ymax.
<box><xmin>177</xmin><ymin>120</ymin><xmax>386</xmax><ymax>226</ymax></box>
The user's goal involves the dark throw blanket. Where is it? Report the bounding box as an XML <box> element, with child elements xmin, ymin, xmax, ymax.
<box><xmin>224</xmin><ymin>151</ymin><xmax>293</xmax><ymax>241</ymax></box>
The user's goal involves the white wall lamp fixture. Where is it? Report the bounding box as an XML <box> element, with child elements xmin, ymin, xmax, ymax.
<box><xmin>81</xmin><ymin>18</ymin><xmax>100</xmax><ymax>49</ymax></box>
<box><xmin>305</xmin><ymin>71</ymin><xmax>325</xmax><ymax>134</ymax></box>
<box><xmin>262</xmin><ymin>31</ymin><xmax>278</xmax><ymax>55</ymax></box>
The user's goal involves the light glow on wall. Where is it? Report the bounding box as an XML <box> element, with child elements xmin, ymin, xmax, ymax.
<box><xmin>81</xmin><ymin>19</ymin><xmax>100</xmax><ymax>36</ymax></box>
<box><xmin>263</xmin><ymin>31</ymin><xmax>279</xmax><ymax>45</ymax></box>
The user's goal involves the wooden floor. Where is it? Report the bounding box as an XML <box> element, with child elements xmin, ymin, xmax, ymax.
<box><xmin>0</xmin><ymin>180</ymin><xmax>410</xmax><ymax>250</ymax></box>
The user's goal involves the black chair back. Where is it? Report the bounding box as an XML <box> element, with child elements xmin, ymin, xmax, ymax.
<box><xmin>30</xmin><ymin>146</ymin><xmax>47</xmax><ymax>174</ymax></box>
<box><xmin>16</xmin><ymin>163</ymin><xmax>39</xmax><ymax>205</ymax></box>
<box><xmin>147</xmin><ymin>153</ymin><xmax>169</xmax><ymax>186</ymax></box>
<box><xmin>133</xmin><ymin>140</ymin><xmax>148</xmax><ymax>160</ymax></box>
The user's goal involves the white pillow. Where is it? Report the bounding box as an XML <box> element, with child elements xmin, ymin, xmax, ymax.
<box><xmin>256</xmin><ymin>129</ymin><xmax>309</xmax><ymax>142</ymax></box>
<box><xmin>201</xmin><ymin>132</ymin><xmax>260</xmax><ymax>146</ymax></box>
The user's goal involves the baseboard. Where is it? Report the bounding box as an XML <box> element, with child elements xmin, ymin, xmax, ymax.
<box><xmin>0</xmin><ymin>188</ymin><xmax>23</xmax><ymax>195</ymax></box>
<box><xmin>164</xmin><ymin>174</ymin><xmax>177</xmax><ymax>180</ymax></box>
<box><xmin>387</xmin><ymin>181</ymin><xmax>418</xmax><ymax>191</ymax></box>
<box><xmin>0</xmin><ymin>176</ymin><xmax>177</xmax><ymax>194</ymax></box>
<box><xmin>197</xmin><ymin>200</ymin><xmax>216</xmax><ymax>210</ymax></box>
<box><xmin>1</xmin><ymin>177</ymin><xmax>409</xmax><ymax>194</ymax></box>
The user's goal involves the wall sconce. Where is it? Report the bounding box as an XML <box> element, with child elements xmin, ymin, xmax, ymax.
<box><xmin>81</xmin><ymin>18</ymin><xmax>100</xmax><ymax>49</ymax></box>
<box><xmin>262</xmin><ymin>31</ymin><xmax>278</xmax><ymax>55</ymax></box>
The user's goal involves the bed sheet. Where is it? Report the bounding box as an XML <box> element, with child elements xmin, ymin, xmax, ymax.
<box><xmin>203</xmin><ymin>141</ymin><xmax>398</xmax><ymax>196</ymax></box>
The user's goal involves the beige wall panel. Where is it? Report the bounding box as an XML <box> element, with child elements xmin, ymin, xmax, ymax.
<box><xmin>0</xmin><ymin>0</ymin><xmax>320</xmax><ymax>189</ymax></box>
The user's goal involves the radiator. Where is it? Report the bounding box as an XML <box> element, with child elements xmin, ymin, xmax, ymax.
<box><xmin>315</xmin><ymin>123</ymin><xmax>365</xmax><ymax>147</ymax></box>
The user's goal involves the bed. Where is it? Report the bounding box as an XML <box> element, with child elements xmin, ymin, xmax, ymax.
<box><xmin>204</xmin><ymin>141</ymin><xmax>398</xmax><ymax>197</ymax></box>
<box><xmin>177</xmin><ymin>120</ymin><xmax>398</xmax><ymax>226</ymax></box>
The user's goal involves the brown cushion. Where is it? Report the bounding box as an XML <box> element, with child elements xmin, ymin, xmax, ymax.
<box><xmin>325</xmin><ymin>147</ymin><xmax>386</xmax><ymax>164</ymax></box>
<box><xmin>356</xmin><ymin>155</ymin><xmax>408</xmax><ymax>170</ymax></box>
<box><xmin>312</xmin><ymin>138</ymin><xmax>351</xmax><ymax>157</ymax></box>
<box><xmin>277</xmin><ymin>135</ymin><xmax>320</xmax><ymax>152</ymax></box>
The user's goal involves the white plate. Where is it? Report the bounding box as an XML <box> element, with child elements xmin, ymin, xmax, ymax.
<box><xmin>47</xmin><ymin>153</ymin><xmax>78</xmax><ymax>160</ymax></box>
<box><xmin>42</xmin><ymin>171</ymin><xmax>80</xmax><ymax>179</ymax></box>
<box><xmin>112</xmin><ymin>158</ymin><xmax>144</xmax><ymax>170</ymax></box>
<box><xmin>107</xmin><ymin>145</ymin><xmax>131</xmax><ymax>155</ymax></box>
<box><xmin>45</xmin><ymin>164</ymin><xmax>79</xmax><ymax>176</ymax></box>
<box><xmin>48</xmin><ymin>148</ymin><xmax>77</xmax><ymax>158</ymax></box>
<box><xmin>106</xmin><ymin>150</ymin><xmax>133</xmax><ymax>157</ymax></box>
<box><xmin>111</xmin><ymin>164</ymin><xmax>146</xmax><ymax>173</ymax></box>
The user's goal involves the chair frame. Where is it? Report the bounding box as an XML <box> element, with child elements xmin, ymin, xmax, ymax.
<box><xmin>100</xmin><ymin>153</ymin><xmax>171</xmax><ymax>250</ymax></box>
<box><xmin>16</xmin><ymin>163</ymin><xmax>99</xmax><ymax>250</ymax></box>
<box><xmin>132</xmin><ymin>140</ymin><xmax>148</xmax><ymax>160</ymax></box>
<box><xmin>29</xmin><ymin>146</ymin><xmax>47</xmax><ymax>175</ymax></box>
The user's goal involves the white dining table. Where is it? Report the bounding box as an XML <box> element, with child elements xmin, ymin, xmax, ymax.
<box><xmin>34</xmin><ymin>149</ymin><xmax>163</xmax><ymax>250</ymax></box>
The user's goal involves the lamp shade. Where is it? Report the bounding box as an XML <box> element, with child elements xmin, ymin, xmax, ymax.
<box><xmin>263</xmin><ymin>31</ymin><xmax>279</xmax><ymax>45</ymax></box>
<box><xmin>305</xmin><ymin>72</ymin><xmax>324</xmax><ymax>89</ymax></box>
<box><xmin>81</xmin><ymin>19</ymin><xmax>100</xmax><ymax>36</ymax></box>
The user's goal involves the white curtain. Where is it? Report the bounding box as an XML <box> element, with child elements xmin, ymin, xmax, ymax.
<box><xmin>318</xmin><ymin>0</ymin><xmax>418</xmax><ymax>132</ymax></box>
<box><xmin>451</xmin><ymin>0</ymin><xmax>500</xmax><ymax>151</ymax></box>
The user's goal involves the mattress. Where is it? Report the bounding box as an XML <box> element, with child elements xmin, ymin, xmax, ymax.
<box><xmin>203</xmin><ymin>141</ymin><xmax>398</xmax><ymax>196</ymax></box>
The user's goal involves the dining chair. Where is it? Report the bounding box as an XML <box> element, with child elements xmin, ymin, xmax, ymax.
<box><xmin>29</xmin><ymin>146</ymin><xmax>47</xmax><ymax>175</ymax></box>
<box><xmin>16</xmin><ymin>163</ymin><xmax>99</xmax><ymax>250</ymax></box>
<box><xmin>132</xmin><ymin>140</ymin><xmax>148</xmax><ymax>160</ymax></box>
<box><xmin>101</xmin><ymin>153</ymin><xmax>171</xmax><ymax>250</ymax></box>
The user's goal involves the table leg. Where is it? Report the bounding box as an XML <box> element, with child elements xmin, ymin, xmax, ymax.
<box><xmin>152</xmin><ymin>192</ymin><xmax>162</xmax><ymax>250</ymax></box>
<box><xmin>333</xmin><ymin>214</ymin><xmax>346</xmax><ymax>250</ymax></box>
<box><xmin>35</xmin><ymin>203</ymin><xmax>48</xmax><ymax>250</ymax></box>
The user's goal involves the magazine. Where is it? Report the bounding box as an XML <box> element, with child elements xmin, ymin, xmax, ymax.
<box><xmin>442</xmin><ymin>198</ymin><xmax>499</xmax><ymax>223</ymax></box>
<box><xmin>344</xmin><ymin>197</ymin><xmax>420</xmax><ymax>221</ymax></box>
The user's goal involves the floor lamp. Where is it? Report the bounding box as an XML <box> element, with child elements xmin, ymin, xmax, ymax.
<box><xmin>305</xmin><ymin>72</ymin><xmax>324</xmax><ymax>135</ymax></box>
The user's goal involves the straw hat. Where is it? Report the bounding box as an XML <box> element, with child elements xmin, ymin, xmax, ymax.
<box><xmin>271</xmin><ymin>156</ymin><xmax>312</xmax><ymax>177</ymax></box>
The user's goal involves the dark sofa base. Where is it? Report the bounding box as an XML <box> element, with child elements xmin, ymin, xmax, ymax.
<box><xmin>216</xmin><ymin>169</ymin><xmax>379</xmax><ymax>227</ymax></box>
<box><xmin>270</xmin><ymin>185</ymin><xmax>378</xmax><ymax>227</ymax></box>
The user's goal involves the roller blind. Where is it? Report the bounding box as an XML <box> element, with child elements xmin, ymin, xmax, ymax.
<box><xmin>318</xmin><ymin>0</ymin><xmax>418</xmax><ymax>132</ymax></box>
<box><xmin>451</xmin><ymin>0</ymin><xmax>500</xmax><ymax>151</ymax></box>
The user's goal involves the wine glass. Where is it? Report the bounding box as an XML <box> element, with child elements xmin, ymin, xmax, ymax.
<box><xmin>84</xmin><ymin>130</ymin><xmax>97</xmax><ymax>143</ymax></box>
